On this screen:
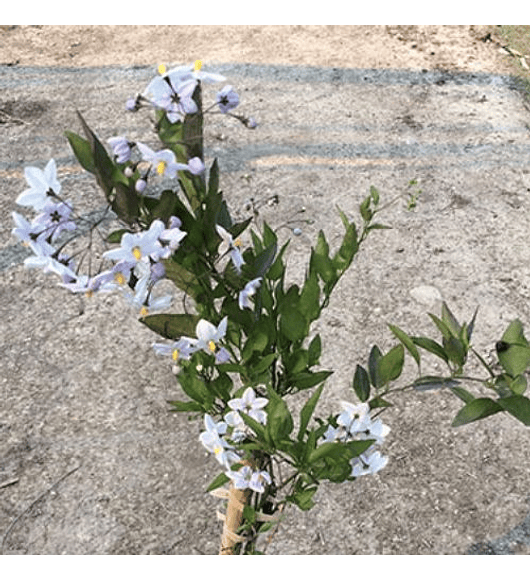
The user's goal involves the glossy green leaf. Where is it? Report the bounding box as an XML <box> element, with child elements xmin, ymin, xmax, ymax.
<box><xmin>289</xmin><ymin>370</ymin><xmax>332</xmax><ymax>391</ymax></box>
<box><xmin>495</xmin><ymin>338</ymin><xmax>530</xmax><ymax>377</ymax></box>
<box><xmin>497</xmin><ymin>395</ymin><xmax>530</xmax><ymax>426</ymax></box>
<box><xmin>451</xmin><ymin>397</ymin><xmax>503</xmax><ymax>427</ymax></box>
<box><xmin>376</xmin><ymin>344</ymin><xmax>404</xmax><ymax>386</ymax></box>
<box><xmin>206</xmin><ymin>472</ymin><xmax>230</xmax><ymax>492</ymax></box>
<box><xmin>168</xmin><ymin>400</ymin><xmax>203</xmax><ymax>413</ymax></box>
<box><xmin>388</xmin><ymin>324</ymin><xmax>421</xmax><ymax>367</ymax></box>
<box><xmin>266</xmin><ymin>387</ymin><xmax>294</xmax><ymax>444</ymax></box>
<box><xmin>64</xmin><ymin>130</ymin><xmax>95</xmax><ymax>173</ymax></box>
<box><xmin>353</xmin><ymin>364</ymin><xmax>370</xmax><ymax>402</ymax></box>
<box><xmin>368</xmin><ymin>344</ymin><xmax>382</xmax><ymax>387</ymax></box>
<box><xmin>310</xmin><ymin>231</ymin><xmax>336</xmax><ymax>286</ymax></box>
<box><xmin>279</xmin><ymin>308</ymin><xmax>308</xmax><ymax>343</ymax></box>
<box><xmin>307</xmin><ymin>334</ymin><xmax>322</xmax><ymax>367</ymax></box>
<box><xmin>298</xmin><ymin>384</ymin><xmax>324</xmax><ymax>441</ymax></box>
<box><xmin>411</xmin><ymin>336</ymin><xmax>449</xmax><ymax>363</ymax></box>
<box><xmin>140</xmin><ymin>313</ymin><xmax>199</xmax><ymax>340</ymax></box>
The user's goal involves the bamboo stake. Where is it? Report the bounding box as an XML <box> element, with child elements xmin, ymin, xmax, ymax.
<box><xmin>218</xmin><ymin>482</ymin><xmax>250</xmax><ymax>555</ymax></box>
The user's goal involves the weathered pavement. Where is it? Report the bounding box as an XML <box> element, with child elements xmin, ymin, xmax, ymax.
<box><xmin>1</xmin><ymin>62</ymin><xmax>530</xmax><ymax>554</ymax></box>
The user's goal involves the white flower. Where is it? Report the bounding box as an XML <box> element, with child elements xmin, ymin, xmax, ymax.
<box><xmin>337</xmin><ymin>402</ymin><xmax>371</xmax><ymax>438</ymax></box>
<box><xmin>227</xmin><ymin>387</ymin><xmax>268</xmax><ymax>425</ymax></box>
<box><xmin>351</xmin><ymin>450</ymin><xmax>388</xmax><ymax>478</ymax></box>
<box><xmin>194</xmin><ymin>317</ymin><xmax>228</xmax><ymax>354</ymax></box>
<box><xmin>216</xmin><ymin>224</ymin><xmax>244</xmax><ymax>274</ymax></box>
<box><xmin>226</xmin><ymin>465</ymin><xmax>272</xmax><ymax>493</ymax></box>
<box><xmin>238</xmin><ymin>277</ymin><xmax>262</xmax><ymax>310</ymax></box>
<box><xmin>103</xmin><ymin>219</ymin><xmax>165</xmax><ymax>265</ymax></box>
<box><xmin>16</xmin><ymin>159</ymin><xmax>61</xmax><ymax>211</ymax></box>
<box><xmin>136</xmin><ymin>142</ymin><xmax>190</xmax><ymax>179</ymax></box>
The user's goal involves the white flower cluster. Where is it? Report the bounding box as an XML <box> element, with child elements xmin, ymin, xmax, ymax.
<box><xmin>323</xmin><ymin>402</ymin><xmax>390</xmax><ymax>478</ymax></box>
<box><xmin>199</xmin><ymin>387</ymin><xmax>272</xmax><ymax>493</ymax></box>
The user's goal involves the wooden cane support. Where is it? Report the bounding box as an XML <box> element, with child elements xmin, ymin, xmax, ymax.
<box><xmin>216</xmin><ymin>483</ymin><xmax>250</xmax><ymax>555</ymax></box>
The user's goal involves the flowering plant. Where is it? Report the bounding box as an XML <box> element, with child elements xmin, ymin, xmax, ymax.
<box><xmin>11</xmin><ymin>60</ymin><xmax>530</xmax><ymax>554</ymax></box>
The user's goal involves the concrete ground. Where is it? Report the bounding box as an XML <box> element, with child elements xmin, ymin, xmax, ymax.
<box><xmin>1</xmin><ymin>26</ymin><xmax>530</xmax><ymax>555</ymax></box>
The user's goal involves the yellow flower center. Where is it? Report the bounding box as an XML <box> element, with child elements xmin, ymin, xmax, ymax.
<box><xmin>172</xmin><ymin>349</ymin><xmax>179</xmax><ymax>362</ymax></box>
<box><xmin>114</xmin><ymin>272</ymin><xmax>126</xmax><ymax>285</ymax></box>
<box><xmin>85</xmin><ymin>289</ymin><xmax>94</xmax><ymax>298</ymax></box>
<box><xmin>140</xmin><ymin>306</ymin><xmax>149</xmax><ymax>317</ymax></box>
<box><xmin>194</xmin><ymin>59</ymin><xmax>203</xmax><ymax>72</ymax></box>
<box><xmin>213</xmin><ymin>444</ymin><xmax>223</xmax><ymax>456</ymax></box>
<box><xmin>234</xmin><ymin>237</ymin><xmax>242</xmax><ymax>248</ymax></box>
<box><xmin>156</xmin><ymin>161</ymin><xmax>166</xmax><ymax>175</ymax></box>
<box><xmin>208</xmin><ymin>340</ymin><xmax>216</xmax><ymax>353</ymax></box>
<box><xmin>158</xmin><ymin>63</ymin><xmax>167</xmax><ymax>75</ymax></box>
<box><xmin>132</xmin><ymin>247</ymin><xmax>142</xmax><ymax>261</ymax></box>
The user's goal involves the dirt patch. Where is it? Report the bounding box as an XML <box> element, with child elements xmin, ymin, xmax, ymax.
<box><xmin>0</xmin><ymin>25</ymin><xmax>513</xmax><ymax>73</ymax></box>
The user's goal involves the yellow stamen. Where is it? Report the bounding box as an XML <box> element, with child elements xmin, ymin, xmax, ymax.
<box><xmin>214</xmin><ymin>445</ymin><xmax>223</xmax><ymax>455</ymax></box>
<box><xmin>114</xmin><ymin>272</ymin><xmax>126</xmax><ymax>285</ymax></box>
<box><xmin>85</xmin><ymin>289</ymin><xmax>94</xmax><ymax>298</ymax></box>
<box><xmin>194</xmin><ymin>59</ymin><xmax>203</xmax><ymax>72</ymax></box>
<box><xmin>234</xmin><ymin>237</ymin><xmax>242</xmax><ymax>248</ymax></box>
<box><xmin>132</xmin><ymin>247</ymin><xmax>142</xmax><ymax>261</ymax></box>
<box><xmin>140</xmin><ymin>306</ymin><xmax>149</xmax><ymax>317</ymax></box>
<box><xmin>158</xmin><ymin>63</ymin><xmax>167</xmax><ymax>75</ymax></box>
<box><xmin>156</xmin><ymin>161</ymin><xmax>166</xmax><ymax>175</ymax></box>
<box><xmin>172</xmin><ymin>349</ymin><xmax>179</xmax><ymax>362</ymax></box>
<box><xmin>208</xmin><ymin>340</ymin><xmax>216</xmax><ymax>353</ymax></box>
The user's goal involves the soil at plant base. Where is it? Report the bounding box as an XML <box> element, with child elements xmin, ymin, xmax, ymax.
<box><xmin>1</xmin><ymin>25</ymin><xmax>530</xmax><ymax>556</ymax></box>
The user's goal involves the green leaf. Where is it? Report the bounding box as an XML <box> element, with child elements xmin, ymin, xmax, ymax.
<box><xmin>509</xmin><ymin>374</ymin><xmax>527</xmax><ymax>396</ymax></box>
<box><xmin>76</xmin><ymin>110</ymin><xmax>115</xmax><ymax>198</ymax></box>
<box><xmin>428</xmin><ymin>313</ymin><xmax>454</xmax><ymax>340</ymax></box>
<box><xmin>368</xmin><ymin>344</ymin><xmax>382</xmax><ymax>387</ymax></box>
<box><xmin>307</xmin><ymin>334</ymin><xmax>322</xmax><ymax>367</ymax></box>
<box><xmin>376</xmin><ymin>344</ymin><xmax>404</xmax><ymax>386</ymax></box>
<box><xmin>298</xmin><ymin>384</ymin><xmax>324</xmax><ymax>441</ymax></box>
<box><xmin>450</xmin><ymin>386</ymin><xmax>475</xmax><ymax>404</ymax></box>
<box><xmin>250</xmin><ymin>353</ymin><xmax>277</xmax><ymax>377</ymax></box>
<box><xmin>370</xmin><ymin>185</ymin><xmax>380</xmax><ymax>205</ymax></box>
<box><xmin>443</xmin><ymin>335</ymin><xmax>467</xmax><ymax>368</ymax></box>
<box><xmin>239</xmin><ymin>411</ymin><xmax>269</xmax><ymax>445</ymax></box>
<box><xmin>266</xmin><ymin>387</ymin><xmax>294</xmax><ymax>443</ymax></box>
<box><xmin>310</xmin><ymin>231</ymin><xmax>336</xmax><ymax>286</ymax></box>
<box><xmin>206</xmin><ymin>472</ymin><xmax>230</xmax><ymax>493</ymax></box>
<box><xmin>388</xmin><ymin>324</ymin><xmax>421</xmax><ymax>367</ymax></box>
<box><xmin>168</xmin><ymin>400</ymin><xmax>203</xmax><ymax>413</ymax></box>
<box><xmin>106</xmin><ymin>228</ymin><xmax>131</xmax><ymax>244</ymax></box>
<box><xmin>288</xmin><ymin>487</ymin><xmax>318</xmax><ymax>511</ymax></box>
<box><xmin>267</xmin><ymin>240</ymin><xmax>290</xmax><ymax>281</ymax></box>
<box><xmin>140</xmin><ymin>313</ymin><xmax>199</xmax><ymax>340</ymax></box>
<box><xmin>496</xmin><ymin>395</ymin><xmax>530</xmax><ymax>426</ymax></box>
<box><xmin>290</xmin><ymin>370</ymin><xmax>333</xmax><ymax>391</ymax></box>
<box><xmin>368</xmin><ymin>396</ymin><xmax>392</xmax><ymax>410</ymax></box>
<box><xmin>253</xmin><ymin>242</ymin><xmax>277</xmax><ymax>279</ymax></box>
<box><xmin>64</xmin><ymin>130</ymin><xmax>96</xmax><ymax>173</ymax></box>
<box><xmin>451</xmin><ymin>398</ymin><xmax>503</xmax><ymax>427</ymax></box>
<box><xmin>331</xmin><ymin>209</ymin><xmax>359</xmax><ymax>274</ymax></box>
<box><xmin>500</xmin><ymin>318</ymin><xmax>528</xmax><ymax>345</ymax></box>
<box><xmin>441</xmin><ymin>302</ymin><xmax>462</xmax><ymax>336</ymax></box>
<box><xmin>208</xmin><ymin>158</ymin><xmax>220</xmax><ymax>198</ymax></box>
<box><xmin>411</xmin><ymin>336</ymin><xmax>449</xmax><ymax>363</ymax></box>
<box><xmin>496</xmin><ymin>341</ymin><xmax>530</xmax><ymax>378</ymax></box>
<box><xmin>111</xmin><ymin>182</ymin><xmax>140</xmax><ymax>225</ymax></box>
<box><xmin>279</xmin><ymin>308</ymin><xmax>308</xmax><ymax>343</ymax></box>
<box><xmin>359</xmin><ymin>194</ymin><xmax>373</xmax><ymax>222</ymax></box>
<box><xmin>353</xmin><ymin>364</ymin><xmax>370</xmax><ymax>402</ymax></box>
<box><xmin>299</xmin><ymin>271</ymin><xmax>321</xmax><ymax>323</ymax></box>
